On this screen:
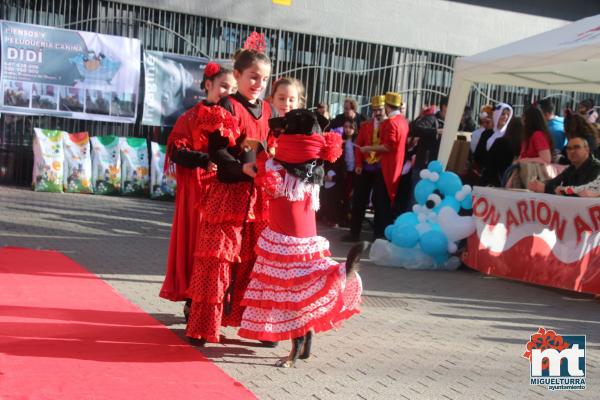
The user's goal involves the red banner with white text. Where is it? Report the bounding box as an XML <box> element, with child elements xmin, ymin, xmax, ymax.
<box><xmin>464</xmin><ymin>187</ymin><xmax>600</xmax><ymax>294</ymax></box>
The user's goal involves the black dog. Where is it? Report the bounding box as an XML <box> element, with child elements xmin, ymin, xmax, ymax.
<box><xmin>275</xmin><ymin>241</ymin><xmax>369</xmax><ymax>368</ymax></box>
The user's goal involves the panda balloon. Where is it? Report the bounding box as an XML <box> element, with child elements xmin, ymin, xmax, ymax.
<box><xmin>370</xmin><ymin>161</ymin><xmax>475</xmax><ymax>269</ymax></box>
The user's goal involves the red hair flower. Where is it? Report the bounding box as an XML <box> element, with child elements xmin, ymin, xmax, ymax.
<box><xmin>204</xmin><ymin>62</ymin><xmax>221</xmax><ymax>79</ymax></box>
<box><xmin>320</xmin><ymin>132</ymin><xmax>343</xmax><ymax>163</ymax></box>
<box><xmin>243</xmin><ymin>31</ymin><xmax>267</xmax><ymax>53</ymax></box>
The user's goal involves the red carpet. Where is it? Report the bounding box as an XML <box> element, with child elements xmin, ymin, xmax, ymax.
<box><xmin>0</xmin><ymin>247</ymin><xmax>255</xmax><ymax>400</ymax></box>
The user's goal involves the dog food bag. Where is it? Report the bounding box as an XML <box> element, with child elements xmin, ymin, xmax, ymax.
<box><xmin>32</xmin><ymin>128</ymin><xmax>65</xmax><ymax>192</ymax></box>
<box><xmin>91</xmin><ymin>135</ymin><xmax>121</xmax><ymax>195</ymax></box>
<box><xmin>63</xmin><ymin>132</ymin><xmax>93</xmax><ymax>194</ymax></box>
<box><xmin>150</xmin><ymin>142</ymin><xmax>176</xmax><ymax>199</ymax></box>
<box><xmin>120</xmin><ymin>137</ymin><xmax>149</xmax><ymax>196</ymax></box>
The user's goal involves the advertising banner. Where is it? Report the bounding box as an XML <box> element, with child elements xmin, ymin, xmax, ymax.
<box><xmin>0</xmin><ymin>20</ymin><xmax>140</xmax><ymax>123</ymax></box>
<box><xmin>142</xmin><ymin>50</ymin><xmax>208</xmax><ymax>127</ymax></box>
<box><xmin>464</xmin><ymin>186</ymin><xmax>600</xmax><ymax>295</ymax></box>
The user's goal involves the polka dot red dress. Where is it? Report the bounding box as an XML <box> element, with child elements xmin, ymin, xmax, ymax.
<box><xmin>185</xmin><ymin>95</ymin><xmax>272</xmax><ymax>342</ymax></box>
<box><xmin>160</xmin><ymin>102</ymin><xmax>220</xmax><ymax>302</ymax></box>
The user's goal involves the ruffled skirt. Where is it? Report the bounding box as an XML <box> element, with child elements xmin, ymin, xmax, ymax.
<box><xmin>238</xmin><ymin>227</ymin><xmax>362</xmax><ymax>342</ymax></box>
<box><xmin>185</xmin><ymin>180</ymin><xmax>268</xmax><ymax>342</ymax></box>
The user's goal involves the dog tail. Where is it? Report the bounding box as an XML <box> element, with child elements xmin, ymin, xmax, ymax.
<box><xmin>345</xmin><ymin>241</ymin><xmax>369</xmax><ymax>278</ymax></box>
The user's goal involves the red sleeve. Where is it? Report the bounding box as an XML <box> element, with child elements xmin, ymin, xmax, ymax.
<box><xmin>382</xmin><ymin>120</ymin><xmax>400</xmax><ymax>151</ymax></box>
<box><xmin>354</xmin><ymin>124</ymin><xmax>367</xmax><ymax>168</ymax></box>
<box><xmin>530</xmin><ymin>130</ymin><xmax>551</xmax><ymax>155</ymax></box>
<box><xmin>167</xmin><ymin>110</ymin><xmax>193</xmax><ymax>151</ymax></box>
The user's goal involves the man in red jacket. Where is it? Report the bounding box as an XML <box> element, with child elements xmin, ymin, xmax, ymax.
<box><xmin>342</xmin><ymin>95</ymin><xmax>386</xmax><ymax>242</ymax></box>
<box><xmin>358</xmin><ymin>92</ymin><xmax>409</xmax><ymax>239</ymax></box>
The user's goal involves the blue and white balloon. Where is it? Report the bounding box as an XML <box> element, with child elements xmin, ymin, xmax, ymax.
<box><xmin>381</xmin><ymin>160</ymin><xmax>475</xmax><ymax>268</ymax></box>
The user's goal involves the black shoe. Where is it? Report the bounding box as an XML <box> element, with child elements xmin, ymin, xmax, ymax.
<box><xmin>183</xmin><ymin>299</ymin><xmax>191</xmax><ymax>323</ymax></box>
<box><xmin>340</xmin><ymin>234</ymin><xmax>360</xmax><ymax>243</ymax></box>
<box><xmin>189</xmin><ymin>337</ymin><xmax>206</xmax><ymax>347</ymax></box>
<box><xmin>260</xmin><ymin>341</ymin><xmax>279</xmax><ymax>348</ymax></box>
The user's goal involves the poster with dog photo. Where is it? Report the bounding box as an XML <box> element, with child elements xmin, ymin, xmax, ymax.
<box><xmin>0</xmin><ymin>20</ymin><xmax>140</xmax><ymax>123</ymax></box>
<box><xmin>141</xmin><ymin>50</ymin><xmax>208</xmax><ymax>127</ymax></box>
<box><xmin>3</xmin><ymin>80</ymin><xmax>31</xmax><ymax>108</ymax></box>
<box><xmin>31</xmin><ymin>83</ymin><xmax>58</xmax><ymax>110</ymax></box>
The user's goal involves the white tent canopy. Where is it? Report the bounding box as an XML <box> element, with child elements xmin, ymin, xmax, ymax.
<box><xmin>439</xmin><ymin>14</ymin><xmax>600</xmax><ymax>165</ymax></box>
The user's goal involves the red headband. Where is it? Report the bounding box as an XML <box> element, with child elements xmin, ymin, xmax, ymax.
<box><xmin>275</xmin><ymin>132</ymin><xmax>342</xmax><ymax>164</ymax></box>
<box><xmin>243</xmin><ymin>31</ymin><xmax>267</xmax><ymax>53</ymax></box>
<box><xmin>204</xmin><ymin>62</ymin><xmax>221</xmax><ymax>79</ymax></box>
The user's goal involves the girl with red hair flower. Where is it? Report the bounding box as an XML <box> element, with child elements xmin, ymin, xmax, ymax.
<box><xmin>185</xmin><ymin>32</ymin><xmax>279</xmax><ymax>345</ymax></box>
<box><xmin>159</xmin><ymin>62</ymin><xmax>236</xmax><ymax>317</ymax></box>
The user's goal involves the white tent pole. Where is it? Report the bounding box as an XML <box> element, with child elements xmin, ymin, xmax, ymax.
<box><xmin>438</xmin><ymin>74</ymin><xmax>472</xmax><ymax>167</ymax></box>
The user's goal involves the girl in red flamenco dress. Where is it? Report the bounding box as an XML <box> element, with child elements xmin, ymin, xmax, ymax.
<box><xmin>238</xmin><ymin>109</ymin><xmax>366</xmax><ymax>367</ymax></box>
<box><xmin>185</xmin><ymin>33</ymin><xmax>278</xmax><ymax>344</ymax></box>
<box><xmin>159</xmin><ymin>62</ymin><xmax>235</xmax><ymax>318</ymax></box>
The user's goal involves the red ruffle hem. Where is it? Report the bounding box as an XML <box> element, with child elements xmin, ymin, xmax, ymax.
<box><xmin>160</xmin><ymin>166</ymin><xmax>203</xmax><ymax>302</ymax></box>
<box><xmin>185</xmin><ymin>181</ymin><xmax>268</xmax><ymax>342</ymax></box>
<box><xmin>237</xmin><ymin>227</ymin><xmax>362</xmax><ymax>342</ymax></box>
<box><xmin>160</xmin><ymin>102</ymin><xmax>229</xmax><ymax>302</ymax></box>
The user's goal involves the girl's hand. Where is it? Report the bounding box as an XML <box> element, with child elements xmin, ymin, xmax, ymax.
<box><xmin>242</xmin><ymin>162</ymin><xmax>257</xmax><ymax>178</ymax></box>
<box><xmin>208</xmin><ymin>162</ymin><xmax>217</xmax><ymax>172</ymax></box>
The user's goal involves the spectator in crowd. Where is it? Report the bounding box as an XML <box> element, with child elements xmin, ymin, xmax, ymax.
<box><xmin>404</xmin><ymin>104</ymin><xmax>436</xmax><ymax>203</ymax></box>
<box><xmin>330</xmin><ymin>97</ymin><xmax>365</xmax><ymax>134</ymax></box>
<box><xmin>465</xmin><ymin>104</ymin><xmax>511</xmax><ymax>186</ymax></box>
<box><xmin>518</xmin><ymin>105</ymin><xmax>553</xmax><ymax>164</ymax></box>
<box><xmin>343</xmin><ymin>95</ymin><xmax>386</xmax><ymax>242</ymax></box>
<box><xmin>577</xmin><ymin>98</ymin><xmax>598</xmax><ymax>125</ymax></box>
<box><xmin>459</xmin><ymin>106</ymin><xmax>476</xmax><ymax>132</ymax></box>
<box><xmin>479</xmin><ymin>117</ymin><xmax>522</xmax><ymax>187</ymax></box>
<box><xmin>316</xmin><ymin>101</ymin><xmax>330</xmax><ymax>119</ymax></box>
<box><xmin>469</xmin><ymin>105</ymin><xmax>494</xmax><ymax>154</ymax></box>
<box><xmin>318</xmin><ymin>145</ymin><xmax>347</xmax><ymax>227</ymax></box>
<box><xmin>559</xmin><ymin>157</ymin><xmax>600</xmax><ymax>197</ymax></box>
<box><xmin>561</xmin><ymin>110</ymin><xmax>600</xmax><ymax>162</ymax></box>
<box><xmin>538</xmin><ymin>98</ymin><xmax>565</xmax><ymax>153</ymax></box>
<box><xmin>410</xmin><ymin>100</ymin><xmax>445</xmax><ymax>170</ymax></box>
<box><xmin>341</xmin><ymin>118</ymin><xmax>357</xmax><ymax>226</ymax></box>
<box><xmin>528</xmin><ymin>136</ymin><xmax>600</xmax><ymax>194</ymax></box>
<box><xmin>406</xmin><ymin>97</ymin><xmax>447</xmax><ymax>193</ymax></box>
<box><xmin>435</xmin><ymin>96</ymin><xmax>447</xmax><ymax>128</ymax></box>
<box><xmin>315</xmin><ymin>101</ymin><xmax>330</xmax><ymax>131</ymax></box>
<box><xmin>486</xmin><ymin>103</ymin><xmax>513</xmax><ymax>150</ymax></box>
<box><xmin>400</xmin><ymin>102</ymin><xmax>407</xmax><ymax>116</ymax></box>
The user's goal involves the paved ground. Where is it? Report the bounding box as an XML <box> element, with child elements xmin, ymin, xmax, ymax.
<box><xmin>1</xmin><ymin>185</ymin><xmax>599</xmax><ymax>400</ymax></box>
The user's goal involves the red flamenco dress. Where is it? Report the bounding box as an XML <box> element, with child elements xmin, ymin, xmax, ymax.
<box><xmin>238</xmin><ymin>129</ymin><xmax>363</xmax><ymax>342</ymax></box>
<box><xmin>160</xmin><ymin>101</ymin><xmax>224</xmax><ymax>302</ymax></box>
<box><xmin>185</xmin><ymin>93</ymin><xmax>272</xmax><ymax>342</ymax></box>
